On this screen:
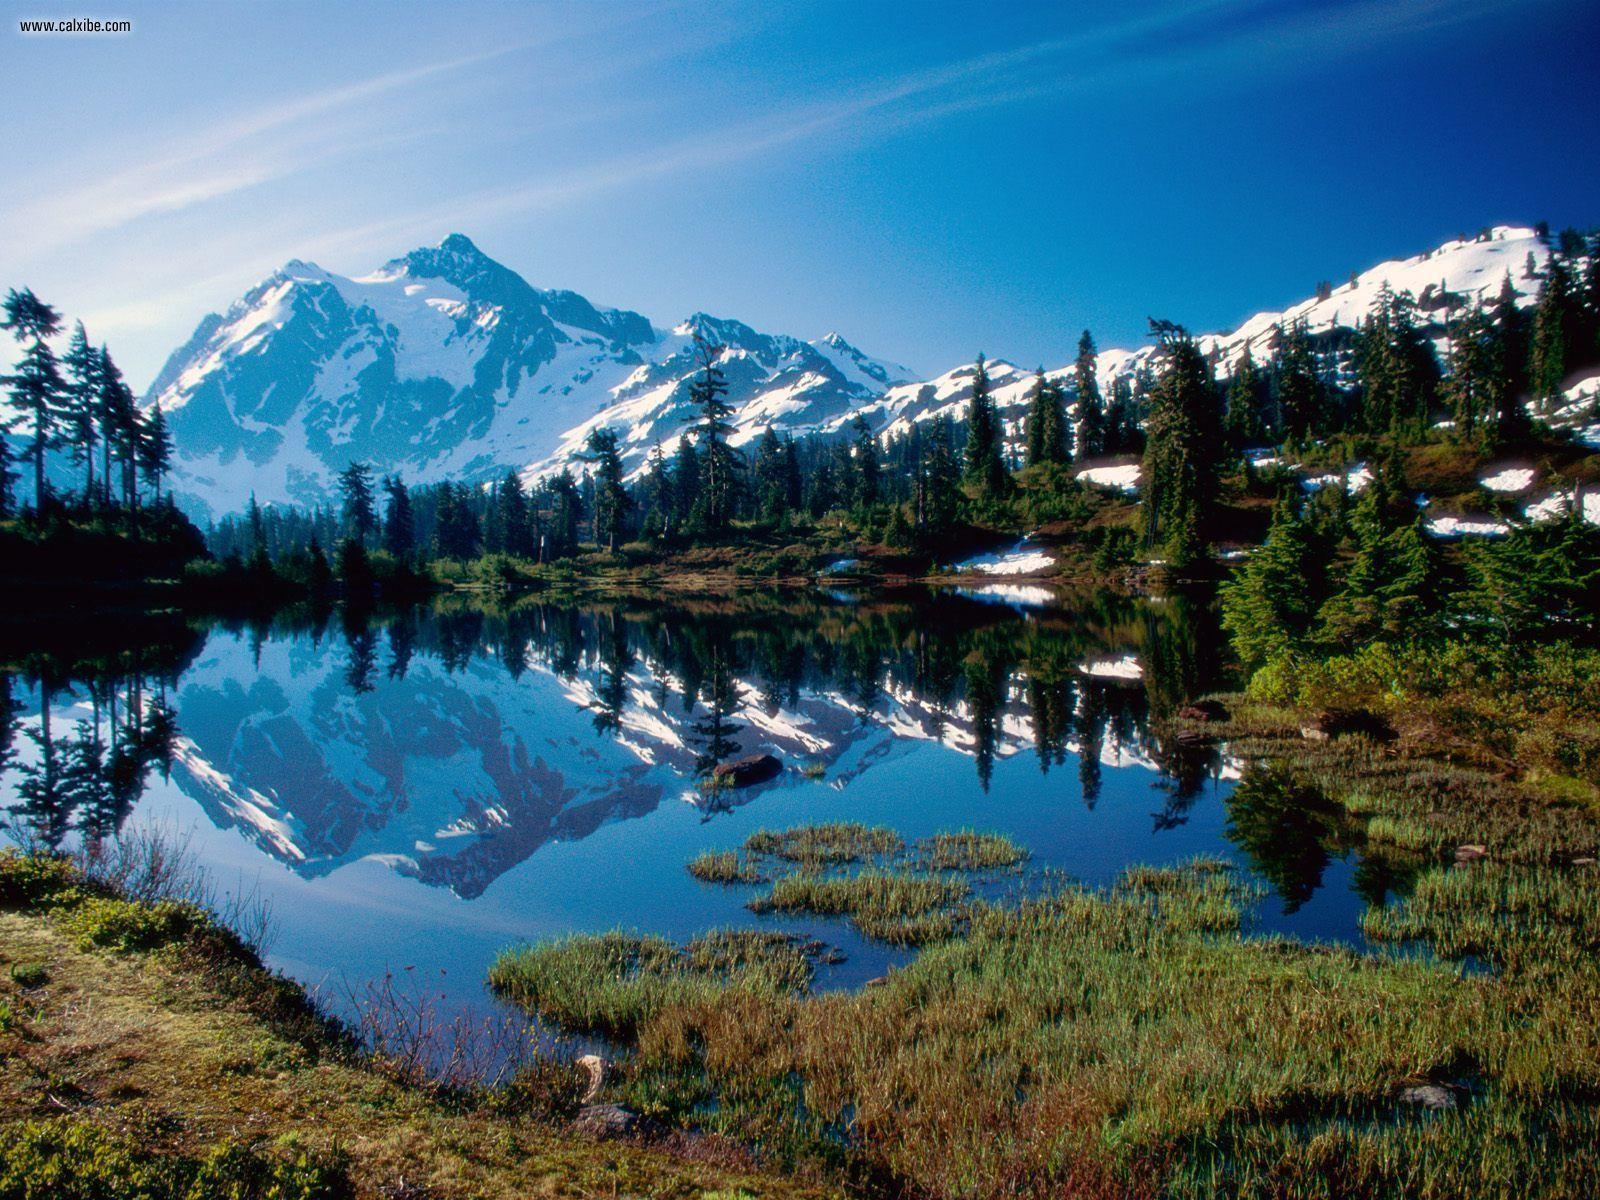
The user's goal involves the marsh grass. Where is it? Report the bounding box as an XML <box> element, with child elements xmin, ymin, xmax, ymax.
<box><xmin>488</xmin><ymin>929</ymin><xmax>816</xmax><ymax>1041</ymax></box>
<box><xmin>498</xmin><ymin>860</ymin><xmax>1600</xmax><ymax>1197</ymax></box>
<box><xmin>742</xmin><ymin>822</ymin><xmax>904</xmax><ymax>866</ymax></box>
<box><xmin>916</xmin><ymin>830</ymin><xmax>1029</xmax><ymax>871</ymax></box>
<box><xmin>748</xmin><ymin>871</ymin><xmax>971</xmax><ymax>945</ymax></box>
<box><xmin>687</xmin><ymin>850</ymin><xmax>764</xmax><ymax>884</ymax></box>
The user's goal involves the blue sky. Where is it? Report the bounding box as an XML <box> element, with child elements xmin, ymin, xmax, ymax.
<box><xmin>3</xmin><ymin>0</ymin><xmax>1597</xmax><ymax>388</ymax></box>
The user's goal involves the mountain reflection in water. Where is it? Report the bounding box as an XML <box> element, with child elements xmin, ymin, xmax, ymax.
<box><xmin>0</xmin><ymin>589</ymin><xmax>1397</xmax><ymax>1004</ymax></box>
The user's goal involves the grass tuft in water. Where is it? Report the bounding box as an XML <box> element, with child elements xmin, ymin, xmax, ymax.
<box><xmin>917</xmin><ymin>830</ymin><xmax>1029</xmax><ymax>871</ymax></box>
<box><xmin>685</xmin><ymin>850</ymin><xmax>763</xmax><ymax>885</ymax></box>
<box><xmin>742</xmin><ymin>822</ymin><xmax>904</xmax><ymax>866</ymax></box>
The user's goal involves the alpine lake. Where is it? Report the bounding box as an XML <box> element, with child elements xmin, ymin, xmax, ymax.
<box><xmin>0</xmin><ymin>585</ymin><xmax>1409</xmax><ymax>1023</ymax></box>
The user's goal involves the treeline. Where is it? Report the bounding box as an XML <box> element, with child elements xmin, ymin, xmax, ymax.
<box><xmin>1</xmin><ymin>289</ymin><xmax>175</xmax><ymax>517</ymax></box>
<box><xmin>205</xmin><ymin>226</ymin><xmax>1600</xmax><ymax>583</ymax></box>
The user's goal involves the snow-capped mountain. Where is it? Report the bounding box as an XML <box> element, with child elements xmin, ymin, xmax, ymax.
<box><xmin>148</xmin><ymin>224</ymin><xmax>1563</xmax><ymax>514</ymax></box>
<box><xmin>148</xmin><ymin>235</ymin><xmax>911</xmax><ymax>515</ymax></box>
<box><xmin>805</xmin><ymin>226</ymin><xmax>1555</xmax><ymax>453</ymax></box>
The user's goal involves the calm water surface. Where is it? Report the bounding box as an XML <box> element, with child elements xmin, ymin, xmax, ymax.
<box><xmin>0</xmin><ymin>589</ymin><xmax>1401</xmax><ymax>1017</ymax></box>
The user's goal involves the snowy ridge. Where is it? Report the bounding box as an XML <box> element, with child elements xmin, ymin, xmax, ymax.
<box><xmin>149</xmin><ymin>225</ymin><xmax>1572</xmax><ymax>512</ymax></box>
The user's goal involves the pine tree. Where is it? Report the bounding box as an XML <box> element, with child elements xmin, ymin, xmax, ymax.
<box><xmin>641</xmin><ymin>443</ymin><xmax>674</xmax><ymax>537</ymax></box>
<box><xmin>587</xmin><ymin>427</ymin><xmax>632</xmax><ymax>550</ymax></box>
<box><xmin>433</xmin><ymin>482</ymin><xmax>481</xmax><ymax>559</ymax></box>
<box><xmin>752</xmin><ymin>427</ymin><xmax>788</xmax><ymax>520</ymax></box>
<box><xmin>850</xmin><ymin>415</ymin><xmax>880</xmax><ymax>508</ymax></box>
<box><xmin>1223</xmin><ymin>347</ymin><xmax>1265</xmax><ymax>450</ymax></box>
<box><xmin>553</xmin><ymin>470</ymin><xmax>582</xmax><ymax>557</ymax></box>
<box><xmin>1355</xmin><ymin>284</ymin><xmax>1438</xmax><ymax>438</ymax></box>
<box><xmin>136</xmin><ymin>404</ymin><xmax>173</xmax><ymax>502</ymax></box>
<box><xmin>336</xmin><ymin>461</ymin><xmax>377</xmax><ymax>547</ymax></box>
<box><xmin>1443</xmin><ymin>306</ymin><xmax>1496</xmax><ymax>443</ymax></box>
<box><xmin>1220</xmin><ymin>498</ymin><xmax>1321</xmax><ymax>671</ymax></box>
<box><xmin>1317</xmin><ymin>493</ymin><xmax>1438</xmax><ymax>648</ymax></box>
<box><xmin>94</xmin><ymin>347</ymin><xmax>136</xmax><ymax>510</ymax></box>
<box><xmin>382</xmin><ymin>475</ymin><xmax>416</xmax><ymax>560</ymax></box>
<box><xmin>1023</xmin><ymin>367</ymin><xmax>1067</xmax><ymax>467</ymax></box>
<box><xmin>920</xmin><ymin>415</ymin><xmax>959</xmax><ymax>534</ymax></box>
<box><xmin>1273</xmin><ymin>320</ymin><xmax>1326</xmax><ymax>444</ymax></box>
<box><xmin>246</xmin><ymin>493</ymin><xmax>271</xmax><ymax>574</ymax></box>
<box><xmin>688</xmin><ymin>334</ymin><xmax>739</xmax><ymax>535</ymax></box>
<box><xmin>1073</xmin><ymin>330</ymin><xmax>1104</xmax><ymax>460</ymax></box>
<box><xmin>62</xmin><ymin>322</ymin><xmax>100</xmax><ymax>504</ymax></box>
<box><xmin>1488</xmin><ymin>275</ymin><xmax>1530</xmax><ymax>443</ymax></box>
<box><xmin>1529</xmin><ymin>255</ymin><xmax>1575</xmax><ymax>411</ymax></box>
<box><xmin>1140</xmin><ymin>323</ymin><xmax>1221</xmax><ymax>569</ymax></box>
<box><xmin>493</xmin><ymin>471</ymin><xmax>533</xmax><ymax>558</ymax></box>
<box><xmin>1</xmin><ymin>288</ymin><xmax>66</xmax><ymax>512</ymax></box>
<box><xmin>962</xmin><ymin>353</ymin><xmax>1006</xmax><ymax>496</ymax></box>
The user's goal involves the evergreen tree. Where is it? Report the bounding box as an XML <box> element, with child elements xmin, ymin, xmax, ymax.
<box><xmin>1488</xmin><ymin>275</ymin><xmax>1531</xmax><ymax>443</ymax></box>
<box><xmin>1318</xmin><ymin>493</ymin><xmax>1438</xmax><ymax>648</ymax></box>
<box><xmin>62</xmin><ymin>322</ymin><xmax>100</xmax><ymax>503</ymax></box>
<box><xmin>246</xmin><ymin>493</ymin><xmax>271</xmax><ymax>574</ymax></box>
<box><xmin>1140</xmin><ymin>323</ymin><xmax>1222</xmax><ymax>569</ymax></box>
<box><xmin>94</xmin><ymin>348</ymin><xmax>136</xmax><ymax>510</ymax></box>
<box><xmin>1272</xmin><ymin>320</ymin><xmax>1326</xmax><ymax>444</ymax></box>
<box><xmin>688</xmin><ymin>334</ymin><xmax>739</xmax><ymax>534</ymax></box>
<box><xmin>587</xmin><ymin>427</ymin><xmax>632</xmax><ymax>550</ymax></box>
<box><xmin>1023</xmin><ymin>367</ymin><xmax>1067</xmax><ymax>467</ymax></box>
<box><xmin>919</xmin><ymin>415</ymin><xmax>959</xmax><ymax>534</ymax></box>
<box><xmin>1219</xmin><ymin>498</ymin><xmax>1321</xmax><ymax>670</ymax></box>
<box><xmin>1223</xmin><ymin>347</ymin><xmax>1266</xmax><ymax>450</ymax></box>
<box><xmin>1354</xmin><ymin>284</ymin><xmax>1438</xmax><ymax>437</ymax></box>
<box><xmin>1442</xmin><ymin>306</ymin><xmax>1496</xmax><ymax>443</ymax></box>
<box><xmin>1</xmin><ymin>288</ymin><xmax>66</xmax><ymax>511</ymax></box>
<box><xmin>136</xmin><ymin>404</ymin><xmax>174</xmax><ymax>502</ymax></box>
<box><xmin>752</xmin><ymin>427</ymin><xmax>789</xmax><ymax>521</ymax></box>
<box><xmin>336</xmin><ymin>461</ymin><xmax>377</xmax><ymax>546</ymax></box>
<box><xmin>1073</xmin><ymin>330</ymin><xmax>1104</xmax><ymax>459</ymax></box>
<box><xmin>849</xmin><ymin>415</ymin><xmax>880</xmax><ymax>508</ymax></box>
<box><xmin>433</xmin><ymin>482</ymin><xmax>481</xmax><ymax>559</ymax></box>
<box><xmin>641</xmin><ymin>443</ymin><xmax>674</xmax><ymax>536</ymax></box>
<box><xmin>547</xmin><ymin>469</ymin><xmax>582</xmax><ymax>557</ymax></box>
<box><xmin>670</xmin><ymin>437</ymin><xmax>700</xmax><ymax>532</ymax></box>
<box><xmin>493</xmin><ymin>470</ymin><xmax>533</xmax><ymax>558</ymax></box>
<box><xmin>1529</xmin><ymin>255</ymin><xmax>1576</xmax><ymax>411</ymax></box>
<box><xmin>382</xmin><ymin>475</ymin><xmax>416</xmax><ymax>560</ymax></box>
<box><xmin>962</xmin><ymin>353</ymin><xmax>1006</xmax><ymax>496</ymax></box>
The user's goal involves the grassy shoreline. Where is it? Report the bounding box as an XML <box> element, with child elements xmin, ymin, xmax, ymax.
<box><xmin>0</xmin><ymin>849</ymin><xmax>837</xmax><ymax>1200</ymax></box>
<box><xmin>489</xmin><ymin>704</ymin><xmax>1600</xmax><ymax>1199</ymax></box>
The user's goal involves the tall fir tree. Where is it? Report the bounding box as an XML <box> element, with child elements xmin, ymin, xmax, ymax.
<box><xmin>1</xmin><ymin>288</ymin><xmax>66</xmax><ymax>511</ymax></box>
<box><xmin>1140</xmin><ymin>323</ymin><xmax>1222</xmax><ymax>569</ymax></box>
<box><xmin>586</xmin><ymin>427</ymin><xmax>632</xmax><ymax>550</ymax></box>
<box><xmin>1272</xmin><ymin>320</ymin><xmax>1326</xmax><ymax>444</ymax></box>
<box><xmin>849</xmin><ymin>415</ymin><xmax>880</xmax><ymax>508</ymax></box>
<box><xmin>1488</xmin><ymin>274</ymin><xmax>1531</xmax><ymax>443</ymax></box>
<box><xmin>137</xmin><ymin>404</ymin><xmax>174</xmax><ymax>502</ymax></box>
<box><xmin>962</xmin><ymin>353</ymin><xmax>1006</xmax><ymax>496</ymax></box>
<box><xmin>1529</xmin><ymin>254</ymin><xmax>1576</xmax><ymax>411</ymax></box>
<box><xmin>1023</xmin><ymin>367</ymin><xmax>1068</xmax><ymax>467</ymax></box>
<box><xmin>336</xmin><ymin>461</ymin><xmax>377</xmax><ymax>546</ymax></box>
<box><xmin>1219</xmin><ymin>498</ymin><xmax>1322</xmax><ymax>670</ymax></box>
<box><xmin>1073</xmin><ymin>330</ymin><xmax>1104</xmax><ymax>459</ymax></box>
<box><xmin>61</xmin><ymin>322</ymin><xmax>100</xmax><ymax>503</ymax></box>
<box><xmin>1223</xmin><ymin>347</ymin><xmax>1266</xmax><ymax>450</ymax></box>
<box><xmin>688</xmin><ymin>334</ymin><xmax>739</xmax><ymax>534</ymax></box>
<box><xmin>381</xmin><ymin>475</ymin><xmax>416</xmax><ymax>560</ymax></box>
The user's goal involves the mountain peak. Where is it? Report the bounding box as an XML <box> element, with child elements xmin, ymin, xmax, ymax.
<box><xmin>438</xmin><ymin>232</ymin><xmax>484</xmax><ymax>258</ymax></box>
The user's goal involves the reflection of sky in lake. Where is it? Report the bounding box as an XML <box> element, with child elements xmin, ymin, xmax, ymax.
<box><xmin>0</xmin><ymin>594</ymin><xmax>1392</xmax><ymax>1018</ymax></box>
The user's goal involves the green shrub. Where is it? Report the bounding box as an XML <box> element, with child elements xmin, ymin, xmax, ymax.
<box><xmin>56</xmin><ymin>897</ymin><xmax>211</xmax><ymax>954</ymax></box>
<box><xmin>0</xmin><ymin>1117</ymin><xmax>351</xmax><ymax>1200</ymax></box>
<box><xmin>0</xmin><ymin>852</ymin><xmax>84</xmax><ymax>911</ymax></box>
